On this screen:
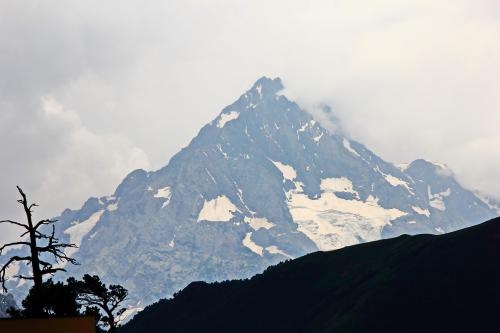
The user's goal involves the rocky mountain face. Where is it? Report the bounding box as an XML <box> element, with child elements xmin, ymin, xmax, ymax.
<box><xmin>3</xmin><ymin>77</ymin><xmax>497</xmax><ymax>309</ymax></box>
<box><xmin>0</xmin><ymin>294</ymin><xmax>16</xmax><ymax>318</ymax></box>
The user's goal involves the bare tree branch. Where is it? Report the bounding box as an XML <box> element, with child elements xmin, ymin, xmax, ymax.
<box><xmin>0</xmin><ymin>219</ymin><xmax>29</xmax><ymax>230</ymax></box>
<box><xmin>1</xmin><ymin>255</ymin><xmax>33</xmax><ymax>292</ymax></box>
<box><xmin>41</xmin><ymin>267</ymin><xmax>67</xmax><ymax>275</ymax></box>
<box><xmin>0</xmin><ymin>241</ymin><xmax>31</xmax><ymax>254</ymax></box>
<box><xmin>28</xmin><ymin>203</ymin><xmax>39</xmax><ymax>212</ymax></box>
<box><xmin>38</xmin><ymin>259</ymin><xmax>53</xmax><ymax>268</ymax></box>
<box><xmin>34</xmin><ymin>218</ymin><xmax>55</xmax><ymax>231</ymax></box>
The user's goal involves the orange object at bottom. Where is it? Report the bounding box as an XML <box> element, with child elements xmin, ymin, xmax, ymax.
<box><xmin>0</xmin><ymin>316</ymin><xmax>96</xmax><ymax>333</ymax></box>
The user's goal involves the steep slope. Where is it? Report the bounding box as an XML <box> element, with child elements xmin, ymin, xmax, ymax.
<box><xmin>3</xmin><ymin>77</ymin><xmax>496</xmax><ymax>309</ymax></box>
<box><xmin>120</xmin><ymin>217</ymin><xmax>500</xmax><ymax>333</ymax></box>
<box><xmin>0</xmin><ymin>294</ymin><xmax>16</xmax><ymax>318</ymax></box>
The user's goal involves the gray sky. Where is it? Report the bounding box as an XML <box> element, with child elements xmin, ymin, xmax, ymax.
<box><xmin>1</xmin><ymin>0</ymin><xmax>499</xmax><ymax>244</ymax></box>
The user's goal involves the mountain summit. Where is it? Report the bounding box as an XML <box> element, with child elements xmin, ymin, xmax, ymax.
<box><xmin>4</xmin><ymin>77</ymin><xmax>497</xmax><ymax>310</ymax></box>
<box><xmin>249</xmin><ymin>76</ymin><xmax>284</xmax><ymax>95</ymax></box>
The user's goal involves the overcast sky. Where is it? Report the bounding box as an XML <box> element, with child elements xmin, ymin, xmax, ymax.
<box><xmin>1</xmin><ymin>0</ymin><xmax>499</xmax><ymax>244</ymax></box>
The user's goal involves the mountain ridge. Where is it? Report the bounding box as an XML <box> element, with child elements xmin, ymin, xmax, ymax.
<box><xmin>120</xmin><ymin>216</ymin><xmax>500</xmax><ymax>333</ymax></box>
<box><xmin>2</xmin><ymin>76</ymin><xmax>497</xmax><ymax>312</ymax></box>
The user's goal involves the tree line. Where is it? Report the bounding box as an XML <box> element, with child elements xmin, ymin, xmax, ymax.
<box><xmin>0</xmin><ymin>187</ymin><xmax>127</xmax><ymax>333</ymax></box>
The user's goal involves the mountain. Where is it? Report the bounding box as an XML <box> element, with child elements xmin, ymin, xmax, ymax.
<box><xmin>0</xmin><ymin>294</ymin><xmax>16</xmax><ymax>318</ymax></box>
<box><xmin>120</xmin><ymin>217</ymin><xmax>500</xmax><ymax>333</ymax></box>
<box><xmin>3</xmin><ymin>77</ymin><xmax>497</xmax><ymax>310</ymax></box>
<box><xmin>475</xmin><ymin>192</ymin><xmax>500</xmax><ymax>215</ymax></box>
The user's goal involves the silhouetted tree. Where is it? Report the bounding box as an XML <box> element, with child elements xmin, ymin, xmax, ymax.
<box><xmin>0</xmin><ymin>186</ymin><xmax>78</xmax><ymax>315</ymax></box>
<box><xmin>68</xmin><ymin>274</ymin><xmax>128</xmax><ymax>333</ymax></box>
<box><xmin>7</xmin><ymin>278</ymin><xmax>81</xmax><ymax>318</ymax></box>
<box><xmin>8</xmin><ymin>274</ymin><xmax>126</xmax><ymax>333</ymax></box>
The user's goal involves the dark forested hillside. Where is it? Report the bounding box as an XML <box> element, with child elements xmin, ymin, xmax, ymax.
<box><xmin>120</xmin><ymin>217</ymin><xmax>500</xmax><ymax>333</ymax></box>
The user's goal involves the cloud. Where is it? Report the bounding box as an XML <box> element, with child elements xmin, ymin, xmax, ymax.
<box><xmin>1</xmin><ymin>0</ymin><xmax>499</xmax><ymax>244</ymax></box>
<box><xmin>449</xmin><ymin>136</ymin><xmax>500</xmax><ymax>196</ymax></box>
<box><xmin>0</xmin><ymin>96</ymin><xmax>149</xmax><ymax>243</ymax></box>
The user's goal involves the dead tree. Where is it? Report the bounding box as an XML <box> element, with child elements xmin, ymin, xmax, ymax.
<box><xmin>0</xmin><ymin>186</ymin><xmax>78</xmax><ymax>296</ymax></box>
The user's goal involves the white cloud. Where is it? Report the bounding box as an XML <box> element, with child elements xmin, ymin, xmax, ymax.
<box><xmin>0</xmin><ymin>97</ymin><xmax>149</xmax><ymax>244</ymax></box>
<box><xmin>449</xmin><ymin>136</ymin><xmax>500</xmax><ymax>197</ymax></box>
<box><xmin>0</xmin><ymin>0</ymin><xmax>499</xmax><ymax>244</ymax></box>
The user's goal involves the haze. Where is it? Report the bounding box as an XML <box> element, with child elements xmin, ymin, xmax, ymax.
<box><xmin>1</xmin><ymin>0</ymin><xmax>499</xmax><ymax>243</ymax></box>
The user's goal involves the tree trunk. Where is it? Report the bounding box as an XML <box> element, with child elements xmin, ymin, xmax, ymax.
<box><xmin>106</xmin><ymin>308</ymin><xmax>116</xmax><ymax>333</ymax></box>
<box><xmin>19</xmin><ymin>188</ymin><xmax>43</xmax><ymax>316</ymax></box>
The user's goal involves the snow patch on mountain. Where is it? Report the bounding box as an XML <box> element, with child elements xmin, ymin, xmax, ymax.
<box><xmin>107</xmin><ymin>201</ymin><xmax>118</xmax><ymax>211</ymax></box>
<box><xmin>271</xmin><ymin>160</ymin><xmax>297</xmax><ymax>181</ymax></box>
<box><xmin>435</xmin><ymin>227</ymin><xmax>445</xmax><ymax>234</ymax></box>
<box><xmin>198</xmin><ymin>195</ymin><xmax>240</xmax><ymax>222</ymax></box>
<box><xmin>242</xmin><ymin>232</ymin><xmax>263</xmax><ymax>256</ymax></box>
<box><xmin>313</xmin><ymin>132</ymin><xmax>324</xmax><ymax>143</ymax></box>
<box><xmin>342</xmin><ymin>138</ymin><xmax>360</xmax><ymax>157</ymax></box>
<box><xmin>412</xmin><ymin>206</ymin><xmax>430</xmax><ymax>217</ymax></box>
<box><xmin>117</xmin><ymin>303</ymin><xmax>144</xmax><ymax>325</ymax></box>
<box><xmin>64</xmin><ymin>210</ymin><xmax>105</xmax><ymax>259</ymax></box>
<box><xmin>288</xmin><ymin>178</ymin><xmax>407</xmax><ymax>250</ymax></box>
<box><xmin>265</xmin><ymin>246</ymin><xmax>292</xmax><ymax>258</ymax></box>
<box><xmin>321</xmin><ymin>177</ymin><xmax>359</xmax><ymax>198</ymax></box>
<box><xmin>154</xmin><ymin>187</ymin><xmax>171</xmax><ymax>199</ymax></box>
<box><xmin>256</xmin><ymin>84</ymin><xmax>263</xmax><ymax>98</ymax></box>
<box><xmin>205</xmin><ymin>168</ymin><xmax>217</xmax><ymax>184</ymax></box>
<box><xmin>154</xmin><ymin>187</ymin><xmax>172</xmax><ymax>208</ymax></box>
<box><xmin>217</xmin><ymin>111</ymin><xmax>240</xmax><ymax>128</ymax></box>
<box><xmin>244</xmin><ymin>216</ymin><xmax>275</xmax><ymax>230</ymax></box>
<box><xmin>216</xmin><ymin>144</ymin><xmax>229</xmax><ymax>159</ymax></box>
<box><xmin>375</xmin><ymin>166</ymin><xmax>413</xmax><ymax>193</ymax></box>
<box><xmin>428</xmin><ymin>186</ymin><xmax>451</xmax><ymax>211</ymax></box>
<box><xmin>298</xmin><ymin>120</ymin><xmax>316</xmax><ymax>133</ymax></box>
<box><xmin>384</xmin><ymin>174</ymin><xmax>411</xmax><ymax>189</ymax></box>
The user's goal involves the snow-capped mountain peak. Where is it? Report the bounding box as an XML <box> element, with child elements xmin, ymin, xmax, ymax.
<box><xmin>4</xmin><ymin>77</ymin><xmax>496</xmax><ymax>311</ymax></box>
